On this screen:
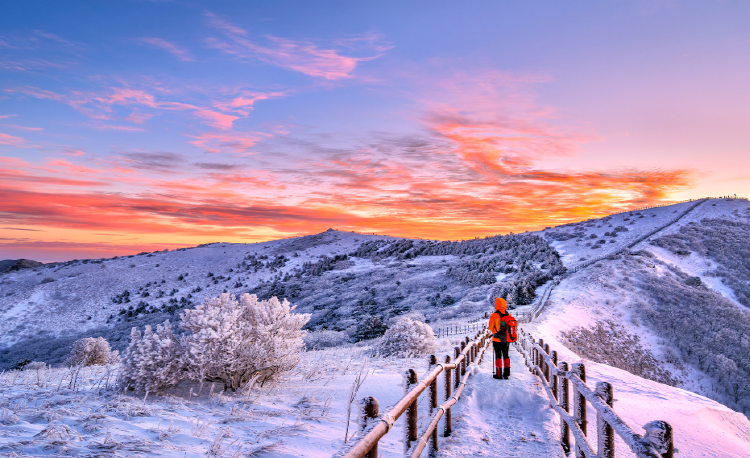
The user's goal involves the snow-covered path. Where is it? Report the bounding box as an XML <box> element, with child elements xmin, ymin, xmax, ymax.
<box><xmin>436</xmin><ymin>345</ymin><xmax>565</xmax><ymax>458</ymax></box>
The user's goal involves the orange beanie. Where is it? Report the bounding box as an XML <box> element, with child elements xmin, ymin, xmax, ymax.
<box><xmin>495</xmin><ymin>297</ymin><xmax>507</xmax><ymax>312</ymax></box>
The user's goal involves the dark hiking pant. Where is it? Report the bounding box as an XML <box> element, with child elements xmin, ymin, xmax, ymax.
<box><xmin>493</xmin><ymin>341</ymin><xmax>510</xmax><ymax>378</ymax></box>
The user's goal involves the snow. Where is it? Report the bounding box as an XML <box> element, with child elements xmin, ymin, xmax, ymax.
<box><xmin>2</xmin><ymin>199</ymin><xmax>750</xmax><ymax>456</ymax></box>
<box><xmin>0</xmin><ymin>231</ymin><xmax>392</xmax><ymax>347</ymax></box>
<box><xmin>436</xmin><ymin>346</ymin><xmax>565</xmax><ymax>458</ymax></box>
<box><xmin>585</xmin><ymin>362</ymin><xmax>750</xmax><ymax>458</ymax></box>
<box><xmin>546</xmin><ymin>200</ymin><xmax>708</xmax><ymax>270</ymax></box>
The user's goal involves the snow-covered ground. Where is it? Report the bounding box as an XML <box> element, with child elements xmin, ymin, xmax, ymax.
<box><xmin>0</xmin><ymin>230</ymin><xmax>393</xmax><ymax>348</ymax></box>
<box><xmin>0</xmin><ymin>332</ymin><xmax>567</xmax><ymax>458</ymax></box>
<box><xmin>2</xmin><ymin>198</ymin><xmax>749</xmax><ymax>456</ymax></box>
<box><xmin>3</xmin><ymin>330</ymin><xmax>747</xmax><ymax>458</ymax></box>
<box><xmin>543</xmin><ymin>199</ymin><xmax>707</xmax><ymax>269</ymax></box>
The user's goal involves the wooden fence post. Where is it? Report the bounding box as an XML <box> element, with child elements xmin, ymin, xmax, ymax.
<box><xmin>405</xmin><ymin>369</ymin><xmax>418</xmax><ymax>452</ymax></box>
<box><xmin>528</xmin><ymin>334</ymin><xmax>535</xmax><ymax>372</ymax></box>
<box><xmin>558</xmin><ymin>362</ymin><xmax>570</xmax><ymax>453</ymax></box>
<box><xmin>544</xmin><ymin>343</ymin><xmax>551</xmax><ymax>383</ymax></box>
<box><xmin>572</xmin><ymin>362</ymin><xmax>587</xmax><ymax>458</ymax></box>
<box><xmin>596</xmin><ymin>381</ymin><xmax>615</xmax><ymax>458</ymax></box>
<box><xmin>428</xmin><ymin>355</ymin><xmax>439</xmax><ymax>453</ymax></box>
<box><xmin>538</xmin><ymin>339</ymin><xmax>545</xmax><ymax>375</ymax></box>
<box><xmin>643</xmin><ymin>420</ymin><xmax>674</xmax><ymax>458</ymax></box>
<box><xmin>550</xmin><ymin>350</ymin><xmax>558</xmax><ymax>401</ymax></box>
<box><xmin>444</xmin><ymin>355</ymin><xmax>452</xmax><ymax>437</ymax></box>
<box><xmin>460</xmin><ymin>342</ymin><xmax>467</xmax><ymax>375</ymax></box>
<box><xmin>454</xmin><ymin>347</ymin><xmax>461</xmax><ymax>389</ymax></box>
<box><xmin>362</xmin><ymin>396</ymin><xmax>379</xmax><ymax>458</ymax></box>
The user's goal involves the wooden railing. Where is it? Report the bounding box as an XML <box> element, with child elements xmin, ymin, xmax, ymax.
<box><xmin>333</xmin><ymin>330</ymin><xmax>492</xmax><ymax>458</ymax></box>
<box><xmin>434</xmin><ymin>321</ymin><xmax>486</xmax><ymax>338</ymax></box>
<box><xmin>514</xmin><ymin>328</ymin><xmax>674</xmax><ymax>458</ymax></box>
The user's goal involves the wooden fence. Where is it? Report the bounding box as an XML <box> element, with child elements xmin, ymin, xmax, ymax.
<box><xmin>566</xmin><ymin>198</ymin><xmax>707</xmax><ymax>276</ymax></box>
<box><xmin>333</xmin><ymin>330</ymin><xmax>492</xmax><ymax>458</ymax></box>
<box><xmin>514</xmin><ymin>328</ymin><xmax>674</xmax><ymax>458</ymax></box>
<box><xmin>435</xmin><ymin>321</ymin><xmax>486</xmax><ymax>338</ymax></box>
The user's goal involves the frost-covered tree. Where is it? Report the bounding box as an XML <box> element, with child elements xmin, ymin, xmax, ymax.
<box><xmin>66</xmin><ymin>337</ymin><xmax>116</xmax><ymax>367</ymax></box>
<box><xmin>119</xmin><ymin>320</ymin><xmax>184</xmax><ymax>393</ymax></box>
<box><xmin>354</xmin><ymin>315</ymin><xmax>387</xmax><ymax>341</ymax></box>
<box><xmin>181</xmin><ymin>293</ymin><xmax>310</xmax><ymax>391</ymax></box>
<box><xmin>375</xmin><ymin>317</ymin><xmax>436</xmax><ymax>357</ymax></box>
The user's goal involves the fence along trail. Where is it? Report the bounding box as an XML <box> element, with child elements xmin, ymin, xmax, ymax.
<box><xmin>334</xmin><ymin>201</ymin><xmax>706</xmax><ymax>457</ymax></box>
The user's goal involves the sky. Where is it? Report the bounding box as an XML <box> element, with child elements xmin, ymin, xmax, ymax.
<box><xmin>1</xmin><ymin>1</ymin><xmax>749</xmax><ymax>262</ymax></box>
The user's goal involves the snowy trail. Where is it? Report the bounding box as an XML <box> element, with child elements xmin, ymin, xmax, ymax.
<box><xmin>435</xmin><ymin>344</ymin><xmax>565</xmax><ymax>458</ymax></box>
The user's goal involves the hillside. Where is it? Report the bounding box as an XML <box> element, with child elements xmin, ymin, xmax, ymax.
<box><xmin>532</xmin><ymin>197</ymin><xmax>750</xmax><ymax>416</ymax></box>
<box><xmin>0</xmin><ymin>228</ymin><xmax>563</xmax><ymax>367</ymax></box>
<box><xmin>1</xmin><ymin>198</ymin><xmax>749</xmax><ymax>456</ymax></box>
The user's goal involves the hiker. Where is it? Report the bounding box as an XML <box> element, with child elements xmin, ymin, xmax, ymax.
<box><xmin>488</xmin><ymin>297</ymin><xmax>516</xmax><ymax>379</ymax></box>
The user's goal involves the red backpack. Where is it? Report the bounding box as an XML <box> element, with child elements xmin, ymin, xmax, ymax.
<box><xmin>493</xmin><ymin>312</ymin><xmax>518</xmax><ymax>343</ymax></box>
<box><xmin>504</xmin><ymin>315</ymin><xmax>518</xmax><ymax>343</ymax></box>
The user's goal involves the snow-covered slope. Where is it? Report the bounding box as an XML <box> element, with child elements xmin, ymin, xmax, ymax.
<box><xmin>529</xmin><ymin>198</ymin><xmax>750</xmax><ymax>427</ymax></box>
<box><xmin>0</xmin><ymin>231</ymin><xmax>390</xmax><ymax>347</ymax></box>
<box><xmin>1</xmin><ymin>198</ymin><xmax>749</xmax><ymax>456</ymax></box>
<box><xmin>0</xmin><ymin>228</ymin><xmax>563</xmax><ymax>368</ymax></box>
<box><xmin>542</xmin><ymin>199</ymin><xmax>708</xmax><ymax>269</ymax></box>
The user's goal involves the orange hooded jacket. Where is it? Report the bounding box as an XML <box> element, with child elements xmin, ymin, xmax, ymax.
<box><xmin>488</xmin><ymin>297</ymin><xmax>513</xmax><ymax>342</ymax></box>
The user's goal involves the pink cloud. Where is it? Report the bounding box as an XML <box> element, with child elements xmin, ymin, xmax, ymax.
<box><xmin>139</xmin><ymin>37</ymin><xmax>195</xmax><ymax>61</ymax></box>
<box><xmin>1</xmin><ymin>124</ymin><xmax>43</xmax><ymax>131</ymax></box>
<box><xmin>0</xmin><ymin>133</ymin><xmax>26</xmax><ymax>147</ymax></box>
<box><xmin>0</xmin><ymin>115</ymin><xmax>17</xmax><ymax>120</ymax></box>
<box><xmin>10</xmin><ymin>85</ymin><xmax>239</xmax><ymax>130</ymax></box>
<box><xmin>88</xmin><ymin>123</ymin><xmax>145</xmax><ymax>132</ymax></box>
<box><xmin>213</xmin><ymin>90</ymin><xmax>288</xmax><ymax>117</ymax></box>
<box><xmin>0</xmin><ymin>59</ymin><xmax>71</xmax><ymax>72</ymax></box>
<box><xmin>190</xmin><ymin>131</ymin><xmax>271</xmax><ymax>154</ymax></box>
<box><xmin>206</xmin><ymin>14</ymin><xmax>391</xmax><ymax>80</ymax></box>
<box><xmin>45</xmin><ymin>159</ymin><xmax>101</xmax><ymax>174</ymax></box>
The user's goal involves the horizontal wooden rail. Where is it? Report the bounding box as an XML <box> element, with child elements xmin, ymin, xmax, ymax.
<box><xmin>514</xmin><ymin>329</ymin><xmax>674</xmax><ymax>458</ymax></box>
<box><xmin>408</xmin><ymin>336</ymin><xmax>491</xmax><ymax>458</ymax></box>
<box><xmin>334</xmin><ymin>330</ymin><xmax>491</xmax><ymax>458</ymax></box>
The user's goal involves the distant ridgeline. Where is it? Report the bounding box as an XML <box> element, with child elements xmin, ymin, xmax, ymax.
<box><xmin>0</xmin><ymin>259</ymin><xmax>43</xmax><ymax>274</ymax></box>
<box><xmin>249</xmin><ymin>233</ymin><xmax>564</xmax><ymax>340</ymax></box>
<box><xmin>0</xmin><ymin>232</ymin><xmax>564</xmax><ymax>368</ymax></box>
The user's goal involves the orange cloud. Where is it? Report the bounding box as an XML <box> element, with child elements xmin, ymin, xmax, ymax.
<box><xmin>0</xmin><ymin>70</ymin><xmax>697</xmax><ymax>260</ymax></box>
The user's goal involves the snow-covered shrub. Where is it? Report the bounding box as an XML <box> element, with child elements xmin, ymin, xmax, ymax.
<box><xmin>375</xmin><ymin>317</ymin><xmax>436</xmax><ymax>358</ymax></box>
<box><xmin>304</xmin><ymin>330</ymin><xmax>350</xmax><ymax>350</ymax></box>
<box><xmin>66</xmin><ymin>337</ymin><xmax>115</xmax><ymax>367</ymax></box>
<box><xmin>181</xmin><ymin>293</ymin><xmax>310</xmax><ymax>391</ymax></box>
<box><xmin>631</xmin><ymin>252</ymin><xmax>750</xmax><ymax>415</ymax></box>
<box><xmin>561</xmin><ymin>320</ymin><xmax>680</xmax><ymax>386</ymax></box>
<box><xmin>354</xmin><ymin>315</ymin><xmax>387</xmax><ymax>341</ymax></box>
<box><xmin>387</xmin><ymin>312</ymin><xmax>425</xmax><ymax>325</ymax></box>
<box><xmin>119</xmin><ymin>320</ymin><xmax>185</xmax><ymax>393</ymax></box>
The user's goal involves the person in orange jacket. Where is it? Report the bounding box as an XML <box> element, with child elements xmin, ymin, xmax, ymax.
<box><xmin>488</xmin><ymin>297</ymin><xmax>513</xmax><ymax>379</ymax></box>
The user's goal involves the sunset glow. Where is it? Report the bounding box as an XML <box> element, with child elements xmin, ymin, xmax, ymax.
<box><xmin>2</xmin><ymin>2</ymin><xmax>748</xmax><ymax>261</ymax></box>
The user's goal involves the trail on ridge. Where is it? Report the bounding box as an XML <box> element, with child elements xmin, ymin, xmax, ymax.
<box><xmin>435</xmin><ymin>345</ymin><xmax>565</xmax><ymax>458</ymax></box>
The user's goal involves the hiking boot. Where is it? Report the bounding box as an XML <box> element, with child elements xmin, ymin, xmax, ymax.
<box><xmin>493</xmin><ymin>374</ymin><xmax>503</xmax><ymax>379</ymax></box>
